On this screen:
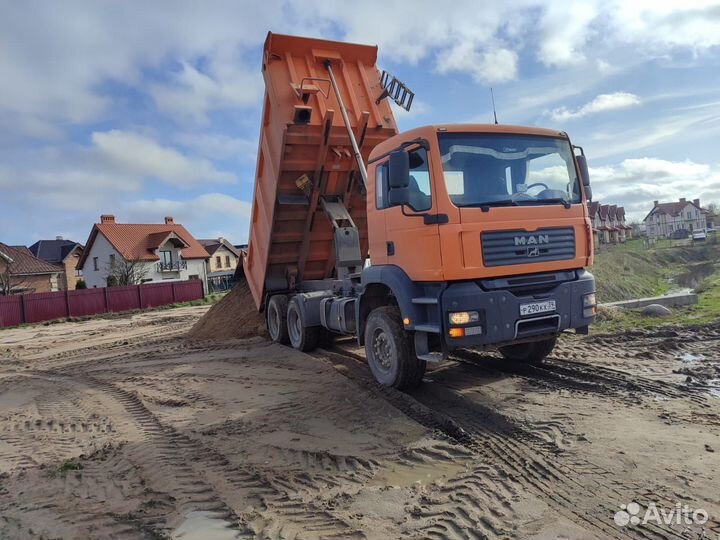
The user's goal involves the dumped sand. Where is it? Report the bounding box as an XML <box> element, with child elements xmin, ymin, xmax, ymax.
<box><xmin>187</xmin><ymin>279</ymin><xmax>267</xmax><ymax>340</ymax></box>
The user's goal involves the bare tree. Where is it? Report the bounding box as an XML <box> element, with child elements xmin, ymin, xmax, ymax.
<box><xmin>105</xmin><ymin>258</ymin><xmax>149</xmax><ymax>286</ymax></box>
<box><xmin>0</xmin><ymin>257</ymin><xmax>28</xmax><ymax>296</ymax></box>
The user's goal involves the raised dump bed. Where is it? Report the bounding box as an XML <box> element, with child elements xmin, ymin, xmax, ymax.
<box><xmin>243</xmin><ymin>32</ymin><xmax>398</xmax><ymax>310</ymax></box>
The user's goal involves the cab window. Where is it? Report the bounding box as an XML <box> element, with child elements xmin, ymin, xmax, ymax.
<box><xmin>407</xmin><ymin>147</ymin><xmax>432</xmax><ymax>212</ymax></box>
<box><xmin>375</xmin><ymin>147</ymin><xmax>432</xmax><ymax>212</ymax></box>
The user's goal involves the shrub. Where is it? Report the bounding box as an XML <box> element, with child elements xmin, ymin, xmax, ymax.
<box><xmin>75</xmin><ymin>279</ymin><xmax>87</xmax><ymax>289</ymax></box>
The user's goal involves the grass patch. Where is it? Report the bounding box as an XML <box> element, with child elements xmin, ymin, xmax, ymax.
<box><xmin>591</xmin><ymin>238</ymin><xmax>720</xmax><ymax>303</ymax></box>
<box><xmin>58</xmin><ymin>459</ymin><xmax>83</xmax><ymax>472</ymax></box>
<box><xmin>593</xmin><ymin>270</ymin><xmax>720</xmax><ymax>333</ymax></box>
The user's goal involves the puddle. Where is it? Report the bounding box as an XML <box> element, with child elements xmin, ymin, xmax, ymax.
<box><xmin>172</xmin><ymin>511</ymin><xmax>238</xmax><ymax>540</ymax></box>
<box><xmin>707</xmin><ymin>379</ymin><xmax>720</xmax><ymax>399</ymax></box>
<box><xmin>677</xmin><ymin>353</ymin><xmax>706</xmax><ymax>363</ymax></box>
<box><xmin>369</xmin><ymin>460</ymin><xmax>467</xmax><ymax>488</ymax></box>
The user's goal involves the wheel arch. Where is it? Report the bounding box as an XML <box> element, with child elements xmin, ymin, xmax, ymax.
<box><xmin>357</xmin><ymin>265</ymin><xmax>425</xmax><ymax>346</ymax></box>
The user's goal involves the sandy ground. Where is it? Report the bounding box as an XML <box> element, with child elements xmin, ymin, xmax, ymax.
<box><xmin>1</xmin><ymin>308</ymin><xmax>719</xmax><ymax>540</ymax></box>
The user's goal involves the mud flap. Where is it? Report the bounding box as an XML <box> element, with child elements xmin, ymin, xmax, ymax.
<box><xmin>414</xmin><ymin>331</ymin><xmax>445</xmax><ymax>363</ymax></box>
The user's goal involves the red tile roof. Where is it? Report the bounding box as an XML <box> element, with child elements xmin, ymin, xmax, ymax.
<box><xmin>77</xmin><ymin>219</ymin><xmax>209</xmax><ymax>268</ymax></box>
<box><xmin>644</xmin><ymin>199</ymin><xmax>707</xmax><ymax>221</ymax></box>
<box><xmin>0</xmin><ymin>243</ymin><xmax>62</xmax><ymax>275</ymax></box>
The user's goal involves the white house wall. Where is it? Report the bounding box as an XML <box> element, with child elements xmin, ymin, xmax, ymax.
<box><xmin>81</xmin><ymin>232</ymin><xmax>116</xmax><ymax>288</ymax></box>
<box><xmin>81</xmin><ymin>233</ymin><xmax>208</xmax><ymax>292</ymax></box>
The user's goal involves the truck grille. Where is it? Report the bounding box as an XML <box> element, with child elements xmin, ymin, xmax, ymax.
<box><xmin>481</xmin><ymin>227</ymin><xmax>575</xmax><ymax>267</ymax></box>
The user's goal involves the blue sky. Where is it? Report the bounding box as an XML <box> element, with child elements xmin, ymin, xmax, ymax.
<box><xmin>2</xmin><ymin>1</ymin><xmax>720</xmax><ymax>246</ymax></box>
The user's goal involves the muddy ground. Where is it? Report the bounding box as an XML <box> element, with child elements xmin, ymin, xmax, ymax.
<box><xmin>0</xmin><ymin>307</ymin><xmax>719</xmax><ymax>539</ymax></box>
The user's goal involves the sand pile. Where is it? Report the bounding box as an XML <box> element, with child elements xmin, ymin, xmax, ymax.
<box><xmin>187</xmin><ymin>280</ymin><xmax>267</xmax><ymax>340</ymax></box>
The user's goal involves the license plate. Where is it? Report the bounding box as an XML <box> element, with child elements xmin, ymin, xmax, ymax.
<box><xmin>520</xmin><ymin>300</ymin><xmax>556</xmax><ymax>316</ymax></box>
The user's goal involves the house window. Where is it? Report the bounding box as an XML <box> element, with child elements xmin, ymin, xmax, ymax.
<box><xmin>160</xmin><ymin>251</ymin><xmax>173</xmax><ymax>265</ymax></box>
<box><xmin>215</xmin><ymin>255</ymin><xmax>221</xmax><ymax>268</ymax></box>
<box><xmin>109</xmin><ymin>254</ymin><xmax>115</xmax><ymax>266</ymax></box>
<box><xmin>93</xmin><ymin>257</ymin><xmax>99</xmax><ymax>271</ymax></box>
<box><xmin>225</xmin><ymin>255</ymin><xmax>230</xmax><ymax>267</ymax></box>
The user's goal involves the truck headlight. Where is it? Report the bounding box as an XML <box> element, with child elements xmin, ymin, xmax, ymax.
<box><xmin>448</xmin><ymin>311</ymin><xmax>479</xmax><ymax>325</ymax></box>
<box><xmin>582</xmin><ymin>293</ymin><xmax>597</xmax><ymax>318</ymax></box>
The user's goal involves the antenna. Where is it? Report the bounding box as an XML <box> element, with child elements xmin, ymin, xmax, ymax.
<box><xmin>490</xmin><ymin>87</ymin><xmax>499</xmax><ymax>125</ymax></box>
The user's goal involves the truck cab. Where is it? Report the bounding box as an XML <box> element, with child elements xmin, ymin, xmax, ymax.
<box><xmin>358</xmin><ymin>124</ymin><xmax>596</xmax><ymax>382</ymax></box>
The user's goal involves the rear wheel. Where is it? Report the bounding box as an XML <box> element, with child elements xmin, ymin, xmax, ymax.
<box><xmin>364</xmin><ymin>306</ymin><xmax>426</xmax><ymax>390</ymax></box>
<box><xmin>499</xmin><ymin>336</ymin><xmax>557</xmax><ymax>365</ymax></box>
<box><xmin>287</xmin><ymin>297</ymin><xmax>320</xmax><ymax>352</ymax></box>
<box><xmin>267</xmin><ymin>295</ymin><xmax>289</xmax><ymax>344</ymax></box>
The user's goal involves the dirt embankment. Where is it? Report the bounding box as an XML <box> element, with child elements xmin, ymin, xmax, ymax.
<box><xmin>187</xmin><ymin>280</ymin><xmax>267</xmax><ymax>340</ymax></box>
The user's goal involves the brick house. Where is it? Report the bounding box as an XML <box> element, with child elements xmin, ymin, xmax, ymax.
<box><xmin>28</xmin><ymin>237</ymin><xmax>84</xmax><ymax>290</ymax></box>
<box><xmin>0</xmin><ymin>242</ymin><xmax>61</xmax><ymax>294</ymax></box>
<box><xmin>643</xmin><ymin>198</ymin><xmax>708</xmax><ymax>238</ymax></box>
<box><xmin>77</xmin><ymin>215</ymin><xmax>210</xmax><ymax>291</ymax></box>
<box><xmin>198</xmin><ymin>238</ymin><xmax>242</xmax><ymax>292</ymax></box>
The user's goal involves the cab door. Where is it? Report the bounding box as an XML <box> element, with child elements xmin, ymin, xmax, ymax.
<box><xmin>378</xmin><ymin>146</ymin><xmax>443</xmax><ymax>281</ymax></box>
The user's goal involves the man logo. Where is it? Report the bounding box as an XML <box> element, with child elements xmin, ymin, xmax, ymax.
<box><xmin>527</xmin><ymin>246</ymin><xmax>540</xmax><ymax>257</ymax></box>
<box><xmin>514</xmin><ymin>234</ymin><xmax>550</xmax><ymax>246</ymax></box>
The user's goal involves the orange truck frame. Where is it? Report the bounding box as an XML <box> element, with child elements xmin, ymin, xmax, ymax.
<box><xmin>244</xmin><ymin>33</ymin><xmax>597</xmax><ymax>389</ymax></box>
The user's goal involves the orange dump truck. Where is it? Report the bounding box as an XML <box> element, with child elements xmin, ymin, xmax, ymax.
<box><xmin>244</xmin><ymin>32</ymin><xmax>597</xmax><ymax>389</ymax></box>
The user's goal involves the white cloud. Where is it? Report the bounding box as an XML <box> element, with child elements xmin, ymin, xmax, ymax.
<box><xmin>436</xmin><ymin>43</ymin><xmax>518</xmax><ymax>84</ymax></box>
<box><xmin>538</xmin><ymin>2</ymin><xmax>599</xmax><ymax>67</ymax></box>
<box><xmin>124</xmin><ymin>193</ymin><xmax>252</xmax><ymax>242</ymax></box>
<box><xmin>92</xmin><ymin>130</ymin><xmax>235</xmax><ymax>185</ymax></box>
<box><xmin>150</xmin><ymin>60</ymin><xmax>263</xmax><ymax>124</ymax></box>
<box><xmin>174</xmin><ymin>132</ymin><xmax>257</xmax><ymax>161</ymax></box>
<box><xmin>589</xmin><ymin>157</ymin><xmax>720</xmax><ymax>220</ymax></box>
<box><xmin>549</xmin><ymin>92</ymin><xmax>641</xmax><ymax>122</ymax></box>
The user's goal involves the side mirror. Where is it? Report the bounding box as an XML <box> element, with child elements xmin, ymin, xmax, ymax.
<box><xmin>576</xmin><ymin>155</ymin><xmax>590</xmax><ymax>187</ymax></box>
<box><xmin>388</xmin><ymin>150</ymin><xmax>410</xmax><ymax>189</ymax></box>
<box><xmin>388</xmin><ymin>187</ymin><xmax>409</xmax><ymax>207</ymax></box>
<box><xmin>584</xmin><ymin>185</ymin><xmax>593</xmax><ymax>202</ymax></box>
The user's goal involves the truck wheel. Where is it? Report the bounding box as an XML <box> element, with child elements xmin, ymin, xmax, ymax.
<box><xmin>267</xmin><ymin>295</ymin><xmax>289</xmax><ymax>344</ymax></box>
<box><xmin>364</xmin><ymin>306</ymin><xmax>426</xmax><ymax>390</ymax></box>
<box><xmin>499</xmin><ymin>336</ymin><xmax>557</xmax><ymax>365</ymax></box>
<box><xmin>287</xmin><ymin>297</ymin><xmax>320</xmax><ymax>352</ymax></box>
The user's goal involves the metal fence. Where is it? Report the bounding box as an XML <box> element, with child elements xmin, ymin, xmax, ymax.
<box><xmin>0</xmin><ymin>279</ymin><xmax>204</xmax><ymax>328</ymax></box>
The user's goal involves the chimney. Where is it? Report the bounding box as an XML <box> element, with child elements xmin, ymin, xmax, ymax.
<box><xmin>653</xmin><ymin>200</ymin><xmax>658</xmax><ymax>207</ymax></box>
<box><xmin>218</xmin><ymin>236</ymin><xmax>225</xmax><ymax>243</ymax></box>
<box><xmin>100</xmin><ymin>214</ymin><xmax>115</xmax><ymax>224</ymax></box>
<box><xmin>693</xmin><ymin>198</ymin><xmax>700</xmax><ymax>207</ymax></box>
<box><xmin>56</xmin><ymin>235</ymin><xmax>64</xmax><ymax>241</ymax></box>
<box><xmin>164</xmin><ymin>216</ymin><xmax>174</xmax><ymax>225</ymax></box>
<box><xmin>680</xmin><ymin>197</ymin><xmax>686</xmax><ymax>203</ymax></box>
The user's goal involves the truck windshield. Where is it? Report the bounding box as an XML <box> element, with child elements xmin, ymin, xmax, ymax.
<box><xmin>438</xmin><ymin>133</ymin><xmax>581</xmax><ymax>208</ymax></box>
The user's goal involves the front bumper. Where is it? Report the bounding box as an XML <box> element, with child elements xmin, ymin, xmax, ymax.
<box><xmin>441</xmin><ymin>269</ymin><xmax>596</xmax><ymax>349</ymax></box>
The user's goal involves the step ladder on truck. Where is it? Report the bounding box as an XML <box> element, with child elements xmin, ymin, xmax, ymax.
<box><xmin>243</xmin><ymin>32</ymin><xmax>597</xmax><ymax>390</ymax></box>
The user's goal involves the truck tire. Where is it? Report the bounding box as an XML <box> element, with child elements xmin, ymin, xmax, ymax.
<box><xmin>499</xmin><ymin>336</ymin><xmax>557</xmax><ymax>365</ymax></box>
<box><xmin>267</xmin><ymin>294</ymin><xmax>289</xmax><ymax>344</ymax></box>
<box><xmin>364</xmin><ymin>306</ymin><xmax>426</xmax><ymax>390</ymax></box>
<box><xmin>287</xmin><ymin>297</ymin><xmax>320</xmax><ymax>352</ymax></box>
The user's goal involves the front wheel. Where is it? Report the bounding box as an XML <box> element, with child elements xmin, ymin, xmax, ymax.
<box><xmin>498</xmin><ymin>336</ymin><xmax>557</xmax><ymax>365</ymax></box>
<box><xmin>364</xmin><ymin>306</ymin><xmax>426</xmax><ymax>390</ymax></box>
